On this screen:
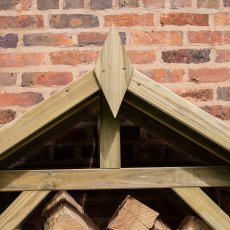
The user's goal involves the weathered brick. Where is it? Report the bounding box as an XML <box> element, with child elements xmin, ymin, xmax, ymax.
<box><xmin>50</xmin><ymin>50</ymin><xmax>99</xmax><ymax>65</ymax></box>
<box><xmin>49</xmin><ymin>14</ymin><xmax>99</xmax><ymax>28</ymax></box>
<box><xmin>216</xmin><ymin>50</ymin><xmax>230</xmax><ymax>62</ymax></box>
<box><xmin>0</xmin><ymin>15</ymin><xmax>44</xmax><ymax>29</ymax></box>
<box><xmin>22</xmin><ymin>72</ymin><xmax>73</xmax><ymax>87</ymax></box>
<box><xmin>128</xmin><ymin>50</ymin><xmax>156</xmax><ymax>64</ymax></box>
<box><xmin>90</xmin><ymin>0</ymin><xmax>112</xmax><ymax>10</ymax></box>
<box><xmin>20</xmin><ymin>0</ymin><xmax>32</xmax><ymax>10</ymax></box>
<box><xmin>104</xmin><ymin>14</ymin><xmax>154</xmax><ymax>27</ymax></box>
<box><xmin>224</xmin><ymin>32</ymin><xmax>230</xmax><ymax>44</ymax></box>
<box><xmin>0</xmin><ymin>0</ymin><xmax>19</xmax><ymax>10</ymax></box>
<box><xmin>162</xmin><ymin>49</ymin><xmax>210</xmax><ymax>64</ymax></box>
<box><xmin>0</xmin><ymin>110</ymin><xmax>16</xmax><ymax>124</ymax></box>
<box><xmin>175</xmin><ymin>88</ymin><xmax>213</xmax><ymax>102</ymax></box>
<box><xmin>189</xmin><ymin>68</ymin><xmax>230</xmax><ymax>83</ymax></box>
<box><xmin>215</xmin><ymin>13</ymin><xmax>230</xmax><ymax>25</ymax></box>
<box><xmin>0</xmin><ymin>53</ymin><xmax>45</xmax><ymax>67</ymax></box>
<box><xmin>217</xmin><ymin>87</ymin><xmax>230</xmax><ymax>101</ymax></box>
<box><xmin>131</xmin><ymin>31</ymin><xmax>183</xmax><ymax>46</ymax></box>
<box><xmin>197</xmin><ymin>0</ymin><xmax>220</xmax><ymax>8</ymax></box>
<box><xmin>143</xmin><ymin>0</ymin><xmax>165</xmax><ymax>8</ymax></box>
<box><xmin>64</xmin><ymin>0</ymin><xmax>84</xmax><ymax>9</ymax></box>
<box><xmin>170</xmin><ymin>0</ymin><xmax>192</xmax><ymax>8</ymax></box>
<box><xmin>223</xmin><ymin>0</ymin><xmax>230</xmax><ymax>7</ymax></box>
<box><xmin>37</xmin><ymin>0</ymin><xmax>59</xmax><ymax>10</ymax></box>
<box><xmin>118</xmin><ymin>0</ymin><xmax>139</xmax><ymax>7</ymax></box>
<box><xmin>201</xmin><ymin>105</ymin><xmax>230</xmax><ymax>120</ymax></box>
<box><xmin>161</xmin><ymin>13</ymin><xmax>209</xmax><ymax>26</ymax></box>
<box><xmin>23</xmin><ymin>33</ymin><xmax>72</xmax><ymax>47</ymax></box>
<box><xmin>0</xmin><ymin>34</ymin><xmax>18</xmax><ymax>49</ymax></box>
<box><xmin>0</xmin><ymin>73</ymin><xmax>17</xmax><ymax>86</ymax></box>
<box><xmin>0</xmin><ymin>92</ymin><xmax>44</xmax><ymax>107</ymax></box>
<box><xmin>188</xmin><ymin>31</ymin><xmax>222</xmax><ymax>44</ymax></box>
<box><xmin>142</xmin><ymin>69</ymin><xmax>184</xmax><ymax>83</ymax></box>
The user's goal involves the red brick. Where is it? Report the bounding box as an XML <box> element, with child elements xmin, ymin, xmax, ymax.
<box><xmin>49</xmin><ymin>14</ymin><xmax>99</xmax><ymax>28</ymax></box>
<box><xmin>37</xmin><ymin>0</ymin><xmax>59</xmax><ymax>10</ymax></box>
<box><xmin>20</xmin><ymin>0</ymin><xmax>32</xmax><ymax>10</ymax></box>
<box><xmin>104</xmin><ymin>14</ymin><xmax>154</xmax><ymax>27</ymax></box>
<box><xmin>50</xmin><ymin>50</ymin><xmax>99</xmax><ymax>65</ymax></box>
<box><xmin>23</xmin><ymin>33</ymin><xmax>73</xmax><ymax>47</ymax></box>
<box><xmin>0</xmin><ymin>53</ymin><xmax>45</xmax><ymax>67</ymax></box>
<box><xmin>224</xmin><ymin>32</ymin><xmax>230</xmax><ymax>44</ymax></box>
<box><xmin>131</xmin><ymin>31</ymin><xmax>183</xmax><ymax>46</ymax></box>
<box><xmin>197</xmin><ymin>0</ymin><xmax>220</xmax><ymax>8</ymax></box>
<box><xmin>224</xmin><ymin>0</ymin><xmax>230</xmax><ymax>6</ymax></box>
<box><xmin>143</xmin><ymin>0</ymin><xmax>165</xmax><ymax>8</ymax></box>
<box><xmin>215</xmin><ymin>13</ymin><xmax>230</xmax><ymax>25</ymax></box>
<box><xmin>217</xmin><ymin>87</ymin><xmax>230</xmax><ymax>101</ymax></box>
<box><xmin>201</xmin><ymin>105</ymin><xmax>230</xmax><ymax>120</ymax></box>
<box><xmin>216</xmin><ymin>50</ymin><xmax>230</xmax><ymax>62</ymax></box>
<box><xmin>0</xmin><ymin>0</ymin><xmax>19</xmax><ymax>10</ymax></box>
<box><xmin>128</xmin><ymin>50</ymin><xmax>156</xmax><ymax>64</ymax></box>
<box><xmin>118</xmin><ymin>0</ymin><xmax>139</xmax><ymax>7</ymax></box>
<box><xmin>64</xmin><ymin>0</ymin><xmax>84</xmax><ymax>9</ymax></box>
<box><xmin>21</xmin><ymin>72</ymin><xmax>73</xmax><ymax>87</ymax></box>
<box><xmin>188</xmin><ymin>31</ymin><xmax>222</xmax><ymax>44</ymax></box>
<box><xmin>0</xmin><ymin>15</ymin><xmax>44</xmax><ymax>29</ymax></box>
<box><xmin>175</xmin><ymin>88</ymin><xmax>213</xmax><ymax>102</ymax></box>
<box><xmin>0</xmin><ymin>34</ymin><xmax>18</xmax><ymax>49</ymax></box>
<box><xmin>142</xmin><ymin>69</ymin><xmax>184</xmax><ymax>83</ymax></box>
<box><xmin>90</xmin><ymin>0</ymin><xmax>112</xmax><ymax>10</ymax></box>
<box><xmin>170</xmin><ymin>0</ymin><xmax>192</xmax><ymax>8</ymax></box>
<box><xmin>189</xmin><ymin>68</ymin><xmax>230</xmax><ymax>83</ymax></box>
<box><xmin>0</xmin><ymin>92</ymin><xmax>43</xmax><ymax>107</ymax></box>
<box><xmin>162</xmin><ymin>49</ymin><xmax>210</xmax><ymax>64</ymax></box>
<box><xmin>0</xmin><ymin>73</ymin><xmax>17</xmax><ymax>86</ymax></box>
<box><xmin>0</xmin><ymin>110</ymin><xmax>16</xmax><ymax>124</ymax></box>
<box><xmin>160</xmin><ymin>13</ymin><xmax>209</xmax><ymax>26</ymax></box>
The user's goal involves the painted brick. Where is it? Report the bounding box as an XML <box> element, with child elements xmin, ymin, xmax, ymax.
<box><xmin>162</xmin><ymin>49</ymin><xmax>210</xmax><ymax>64</ymax></box>
<box><xmin>0</xmin><ymin>15</ymin><xmax>44</xmax><ymax>29</ymax></box>
<box><xmin>37</xmin><ymin>0</ymin><xmax>59</xmax><ymax>10</ymax></box>
<box><xmin>90</xmin><ymin>0</ymin><xmax>112</xmax><ymax>10</ymax></box>
<box><xmin>0</xmin><ymin>53</ymin><xmax>45</xmax><ymax>67</ymax></box>
<box><xmin>0</xmin><ymin>34</ymin><xmax>18</xmax><ymax>49</ymax></box>
<box><xmin>128</xmin><ymin>50</ymin><xmax>156</xmax><ymax>64</ymax></box>
<box><xmin>0</xmin><ymin>92</ymin><xmax>44</xmax><ymax>107</ymax></box>
<box><xmin>118</xmin><ymin>0</ymin><xmax>139</xmax><ymax>8</ymax></box>
<box><xmin>21</xmin><ymin>72</ymin><xmax>73</xmax><ymax>87</ymax></box>
<box><xmin>197</xmin><ymin>0</ymin><xmax>220</xmax><ymax>8</ymax></box>
<box><xmin>189</xmin><ymin>68</ymin><xmax>230</xmax><ymax>83</ymax></box>
<box><xmin>216</xmin><ymin>50</ymin><xmax>230</xmax><ymax>62</ymax></box>
<box><xmin>175</xmin><ymin>88</ymin><xmax>213</xmax><ymax>102</ymax></box>
<box><xmin>217</xmin><ymin>87</ymin><xmax>230</xmax><ymax>101</ymax></box>
<box><xmin>0</xmin><ymin>73</ymin><xmax>17</xmax><ymax>86</ymax></box>
<box><xmin>50</xmin><ymin>50</ymin><xmax>99</xmax><ymax>65</ymax></box>
<box><xmin>64</xmin><ymin>0</ymin><xmax>84</xmax><ymax>9</ymax></box>
<box><xmin>0</xmin><ymin>110</ymin><xmax>16</xmax><ymax>124</ymax></box>
<box><xmin>49</xmin><ymin>14</ymin><xmax>99</xmax><ymax>28</ymax></box>
<box><xmin>224</xmin><ymin>32</ymin><xmax>230</xmax><ymax>44</ymax></box>
<box><xmin>143</xmin><ymin>69</ymin><xmax>184</xmax><ymax>83</ymax></box>
<box><xmin>223</xmin><ymin>0</ymin><xmax>230</xmax><ymax>7</ymax></box>
<box><xmin>0</xmin><ymin>0</ymin><xmax>19</xmax><ymax>10</ymax></box>
<box><xmin>170</xmin><ymin>0</ymin><xmax>192</xmax><ymax>8</ymax></box>
<box><xmin>104</xmin><ymin>14</ymin><xmax>154</xmax><ymax>27</ymax></box>
<box><xmin>143</xmin><ymin>0</ymin><xmax>165</xmax><ymax>8</ymax></box>
<box><xmin>160</xmin><ymin>13</ymin><xmax>209</xmax><ymax>26</ymax></box>
<box><xmin>201</xmin><ymin>105</ymin><xmax>230</xmax><ymax>120</ymax></box>
<box><xmin>23</xmin><ymin>33</ymin><xmax>73</xmax><ymax>47</ymax></box>
<box><xmin>131</xmin><ymin>31</ymin><xmax>183</xmax><ymax>46</ymax></box>
<box><xmin>188</xmin><ymin>31</ymin><xmax>222</xmax><ymax>44</ymax></box>
<box><xmin>215</xmin><ymin>13</ymin><xmax>230</xmax><ymax>25</ymax></box>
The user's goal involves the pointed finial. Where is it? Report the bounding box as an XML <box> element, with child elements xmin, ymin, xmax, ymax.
<box><xmin>94</xmin><ymin>25</ymin><xmax>133</xmax><ymax>117</ymax></box>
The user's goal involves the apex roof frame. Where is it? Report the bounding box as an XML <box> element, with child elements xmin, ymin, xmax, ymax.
<box><xmin>0</xmin><ymin>25</ymin><xmax>230</xmax><ymax>230</ymax></box>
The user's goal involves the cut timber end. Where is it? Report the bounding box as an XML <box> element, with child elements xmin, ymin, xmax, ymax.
<box><xmin>94</xmin><ymin>25</ymin><xmax>133</xmax><ymax>117</ymax></box>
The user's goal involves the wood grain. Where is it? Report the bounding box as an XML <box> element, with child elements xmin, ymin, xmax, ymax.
<box><xmin>0</xmin><ymin>167</ymin><xmax>229</xmax><ymax>191</ymax></box>
<box><xmin>173</xmin><ymin>187</ymin><xmax>230</xmax><ymax>230</ymax></box>
<box><xmin>0</xmin><ymin>191</ymin><xmax>49</xmax><ymax>230</ymax></box>
<box><xmin>94</xmin><ymin>24</ymin><xmax>133</xmax><ymax>117</ymax></box>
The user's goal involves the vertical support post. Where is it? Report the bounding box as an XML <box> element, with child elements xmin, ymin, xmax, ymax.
<box><xmin>99</xmin><ymin>94</ymin><xmax>121</xmax><ymax>168</ymax></box>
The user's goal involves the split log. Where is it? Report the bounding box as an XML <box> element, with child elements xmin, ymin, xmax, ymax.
<box><xmin>42</xmin><ymin>191</ymin><xmax>99</xmax><ymax>230</ymax></box>
<box><xmin>108</xmin><ymin>195</ymin><xmax>170</xmax><ymax>230</ymax></box>
<box><xmin>178</xmin><ymin>215</ymin><xmax>212</xmax><ymax>229</ymax></box>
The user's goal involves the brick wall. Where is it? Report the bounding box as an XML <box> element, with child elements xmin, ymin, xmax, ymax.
<box><xmin>0</xmin><ymin>0</ymin><xmax>230</xmax><ymax>126</ymax></box>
